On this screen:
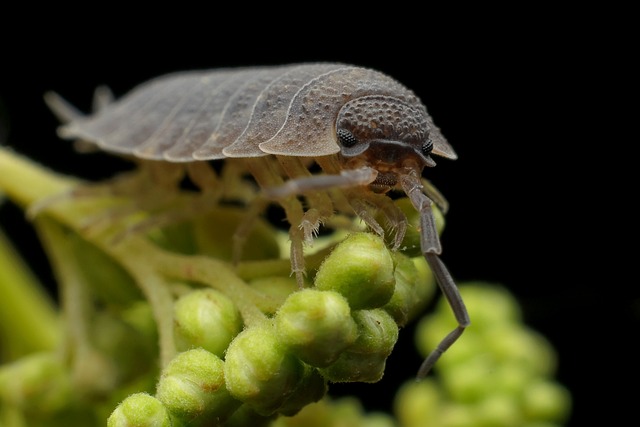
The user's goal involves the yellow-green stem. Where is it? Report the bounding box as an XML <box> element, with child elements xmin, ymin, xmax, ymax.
<box><xmin>0</xmin><ymin>228</ymin><xmax>60</xmax><ymax>360</ymax></box>
<box><xmin>0</xmin><ymin>147</ymin><xmax>273</xmax><ymax>356</ymax></box>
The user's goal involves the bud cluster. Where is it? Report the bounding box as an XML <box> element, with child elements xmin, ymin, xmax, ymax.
<box><xmin>0</xmin><ymin>149</ymin><xmax>572</xmax><ymax>427</ymax></box>
<box><xmin>395</xmin><ymin>283</ymin><xmax>572</xmax><ymax>427</ymax></box>
<box><xmin>143</xmin><ymin>232</ymin><xmax>435</xmax><ymax>424</ymax></box>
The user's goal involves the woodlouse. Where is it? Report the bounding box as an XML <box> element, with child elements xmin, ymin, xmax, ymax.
<box><xmin>46</xmin><ymin>62</ymin><xmax>470</xmax><ymax>378</ymax></box>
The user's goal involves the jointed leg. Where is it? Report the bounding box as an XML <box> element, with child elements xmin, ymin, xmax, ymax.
<box><xmin>400</xmin><ymin>172</ymin><xmax>470</xmax><ymax>379</ymax></box>
<box><xmin>244</xmin><ymin>158</ymin><xmax>307</xmax><ymax>286</ymax></box>
<box><xmin>276</xmin><ymin>156</ymin><xmax>335</xmax><ymax>245</ymax></box>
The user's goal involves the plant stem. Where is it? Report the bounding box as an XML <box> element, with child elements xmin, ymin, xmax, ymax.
<box><xmin>0</xmin><ymin>227</ymin><xmax>60</xmax><ymax>361</ymax></box>
<box><xmin>0</xmin><ymin>147</ymin><xmax>274</xmax><ymax>358</ymax></box>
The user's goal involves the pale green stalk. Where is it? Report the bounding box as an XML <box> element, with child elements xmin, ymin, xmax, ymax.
<box><xmin>0</xmin><ymin>227</ymin><xmax>60</xmax><ymax>361</ymax></box>
<box><xmin>0</xmin><ymin>148</ymin><xmax>272</xmax><ymax>366</ymax></box>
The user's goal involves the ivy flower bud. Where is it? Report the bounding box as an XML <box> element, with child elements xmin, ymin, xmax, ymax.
<box><xmin>521</xmin><ymin>379</ymin><xmax>572</xmax><ymax>423</ymax></box>
<box><xmin>383</xmin><ymin>253</ymin><xmax>435</xmax><ymax>327</ymax></box>
<box><xmin>394</xmin><ymin>379</ymin><xmax>442</xmax><ymax>427</ymax></box>
<box><xmin>320</xmin><ymin>309</ymin><xmax>399</xmax><ymax>383</ymax></box>
<box><xmin>223</xmin><ymin>403</ymin><xmax>276</xmax><ymax>427</ymax></box>
<box><xmin>277</xmin><ymin>366</ymin><xmax>328</xmax><ymax>416</ymax></box>
<box><xmin>224</xmin><ymin>321</ymin><xmax>305</xmax><ymax>416</ymax></box>
<box><xmin>275</xmin><ymin>289</ymin><xmax>358</xmax><ymax>367</ymax></box>
<box><xmin>314</xmin><ymin>233</ymin><xmax>395</xmax><ymax>310</ymax></box>
<box><xmin>107</xmin><ymin>393</ymin><xmax>171</xmax><ymax>427</ymax></box>
<box><xmin>156</xmin><ymin>348</ymin><xmax>239</xmax><ymax>424</ymax></box>
<box><xmin>0</xmin><ymin>352</ymin><xmax>72</xmax><ymax>414</ymax></box>
<box><xmin>173</xmin><ymin>289</ymin><xmax>243</xmax><ymax>357</ymax></box>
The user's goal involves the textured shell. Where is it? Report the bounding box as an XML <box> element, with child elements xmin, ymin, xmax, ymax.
<box><xmin>58</xmin><ymin>63</ymin><xmax>456</xmax><ymax>162</ymax></box>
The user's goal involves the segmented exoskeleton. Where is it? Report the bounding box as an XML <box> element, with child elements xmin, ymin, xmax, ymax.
<box><xmin>47</xmin><ymin>63</ymin><xmax>470</xmax><ymax>378</ymax></box>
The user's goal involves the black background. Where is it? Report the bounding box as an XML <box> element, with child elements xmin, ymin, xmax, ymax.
<box><xmin>0</xmin><ymin>7</ymin><xmax>633</xmax><ymax>426</ymax></box>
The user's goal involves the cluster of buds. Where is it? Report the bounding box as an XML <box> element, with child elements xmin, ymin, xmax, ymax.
<box><xmin>0</xmin><ymin>148</ymin><xmax>571</xmax><ymax>426</ymax></box>
<box><xmin>106</xmin><ymin>232</ymin><xmax>434</xmax><ymax>426</ymax></box>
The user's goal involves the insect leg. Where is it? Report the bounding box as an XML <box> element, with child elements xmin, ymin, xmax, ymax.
<box><xmin>421</xmin><ymin>178</ymin><xmax>449</xmax><ymax>214</ymax></box>
<box><xmin>276</xmin><ymin>156</ymin><xmax>335</xmax><ymax>245</ymax></box>
<box><xmin>354</xmin><ymin>190</ymin><xmax>408</xmax><ymax>250</ymax></box>
<box><xmin>112</xmin><ymin>162</ymin><xmax>224</xmax><ymax>242</ymax></box>
<box><xmin>185</xmin><ymin>161</ymin><xmax>222</xmax><ymax>199</ymax></box>
<box><xmin>263</xmin><ymin>164</ymin><xmax>388</xmax><ymax>243</ymax></box>
<box><xmin>314</xmin><ymin>157</ymin><xmax>400</xmax><ymax>240</ymax></box>
<box><xmin>92</xmin><ymin>85</ymin><xmax>115</xmax><ymax>113</ymax></box>
<box><xmin>43</xmin><ymin>91</ymin><xmax>84</xmax><ymax>123</ymax></box>
<box><xmin>244</xmin><ymin>157</ymin><xmax>307</xmax><ymax>286</ymax></box>
<box><xmin>399</xmin><ymin>173</ymin><xmax>470</xmax><ymax>379</ymax></box>
<box><xmin>262</xmin><ymin>166</ymin><xmax>378</xmax><ymax>200</ymax></box>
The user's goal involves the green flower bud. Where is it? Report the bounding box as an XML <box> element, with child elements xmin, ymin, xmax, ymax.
<box><xmin>439</xmin><ymin>283</ymin><xmax>522</xmax><ymax>327</ymax></box>
<box><xmin>438</xmin><ymin>403</ymin><xmax>475</xmax><ymax>427</ymax></box>
<box><xmin>224</xmin><ymin>321</ymin><xmax>305</xmax><ymax>416</ymax></box>
<box><xmin>0</xmin><ymin>352</ymin><xmax>72</xmax><ymax>414</ymax></box>
<box><xmin>320</xmin><ymin>309</ymin><xmax>399</xmax><ymax>383</ymax></box>
<box><xmin>486</xmin><ymin>325</ymin><xmax>557</xmax><ymax>376</ymax></box>
<box><xmin>415</xmin><ymin>283</ymin><xmax>543</xmax><ymax>373</ymax></box>
<box><xmin>440</xmin><ymin>355</ymin><xmax>510</xmax><ymax>404</ymax></box>
<box><xmin>314</xmin><ymin>233</ymin><xmax>395</xmax><ymax>310</ymax></box>
<box><xmin>441</xmin><ymin>357</ymin><xmax>535</xmax><ymax>404</ymax></box>
<box><xmin>275</xmin><ymin>289</ymin><xmax>358</xmax><ymax>367</ymax></box>
<box><xmin>329</xmin><ymin>396</ymin><xmax>395</xmax><ymax>427</ymax></box>
<box><xmin>223</xmin><ymin>404</ymin><xmax>276</xmax><ymax>427</ymax></box>
<box><xmin>173</xmin><ymin>289</ymin><xmax>243</xmax><ymax>357</ymax></box>
<box><xmin>475</xmin><ymin>394</ymin><xmax>522</xmax><ymax>427</ymax></box>
<box><xmin>383</xmin><ymin>253</ymin><xmax>435</xmax><ymax>327</ymax></box>
<box><xmin>156</xmin><ymin>348</ymin><xmax>239</xmax><ymax>424</ymax></box>
<box><xmin>107</xmin><ymin>393</ymin><xmax>171</xmax><ymax>427</ymax></box>
<box><xmin>394</xmin><ymin>379</ymin><xmax>442</xmax><ymax>427</ymax></box>
<box><xmin>277</xmin><ymin>366</ymin><xmax>328</xmax><ymax>416</ymax></box>
<box><xmin>521</xmin><ymin>379</ymin><xmax>572</xmax><ymax>423</ymax></box>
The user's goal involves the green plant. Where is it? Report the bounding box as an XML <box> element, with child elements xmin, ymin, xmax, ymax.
<box><xmin>0</xmin><ymin>148</ymin><xmax>571</xmax><ymax>426</ymax></box>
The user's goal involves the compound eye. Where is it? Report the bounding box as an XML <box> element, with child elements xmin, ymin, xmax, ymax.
<box><xmin>337</xmin><ymin>128</ymin><xmax>358</xmax><ymax>147</ymax></box>
<box><xmin>421</xmin><ymin>138</ymin><xmax>434</xmax><ymax>156</ymax></box>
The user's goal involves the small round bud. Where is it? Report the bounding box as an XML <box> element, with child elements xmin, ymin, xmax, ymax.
<box><xmin>415</xmin><ymin>283</ymin><xmax>539</xmax><ymax>373</ymax></box>
<box><xmin>320</xmin><ymin>309</ymin><xmax>399</xmax><ymax>383</ymax></box>
<box><xmin>275</xmin><ymin>289</ymin><xmax>358</xmax><ymax>367</ymax></box>
<box><xmin>383</xmin><ymin>253</ymin><xmax>435</xmax><ymax>327</ymax></box>
<box><xmin>521</xmin><ymin>379</ymin><xmax>572</xmax><ymax>423</ymax></box>
<box><xmin>314</xmin><ymin>233</ymin><xmax>395</xmax><ymax>310</ymax></box>
<box><xmin>156</xmin><ymin>348</ymin><xmax>239</xmax><ymax>423</ymax></box>
<box><xmin>475</xmin><ymin>394</ymin><xmax>522</xmax><ymax>427</ymax></box>
<box><xmin>173</xmin><ymin>289</ymin><xmax>243</xmax><ymax>357</ymax></box>
<box><xmin>394</xmin><ymin>379</ymin><xmax>442</xmax><ymax>427</ymax></box>
<box><xmin>277</xmin><ymin>366</ymin><xmax>328</xmax><ymax>416</ymax></box>
<box><xmin>438</xmin><ymin>356</ymin><xmax>496</xmax><ymax>402</ymax></box>
<box><xmin>223</xmin><ymin>403</ymin><xmax>276</xmax><ymax>427</ymax></box>
<box><xmin>487</xmin><ymin>325</ymin><xmax>557</xmax><ymax>376</ymax></box>
<box><xmin>0</xmin><ymin>352</ymin><xmax>72</xmax><ymax>414</ymax></box>
<box><xmin>224</xmin><ymin>321</ymin><xmax>305</xmax><ymax>416</ymax></box>
<box><xmin>107</xmin><ymin>393</ymin><xmax>171</xmax><ymax>427</ymax></box>
<box><xmin>442</xmin><ymin>283</ymin><xmax>522</xmax><ymax>327</ymax></box>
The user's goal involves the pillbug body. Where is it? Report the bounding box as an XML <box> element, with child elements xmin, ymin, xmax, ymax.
<box><xmin>48</xmin><ymin>63</ymin><xmax>469</xmax><ymax>378</ymax></box>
